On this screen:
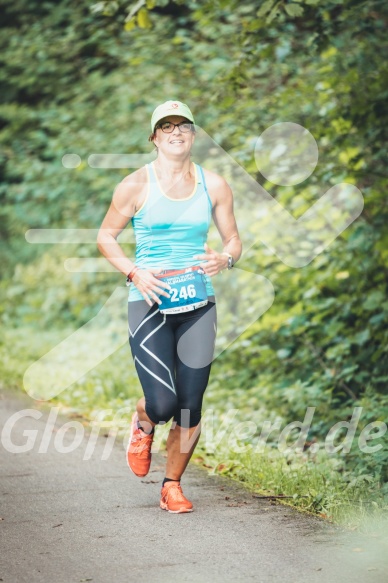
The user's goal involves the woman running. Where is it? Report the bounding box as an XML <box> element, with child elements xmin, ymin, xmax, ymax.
<box><xmin>97</xmin><ymin>100</ymin><xmax>241</xmax><ymax>513</ymax></box>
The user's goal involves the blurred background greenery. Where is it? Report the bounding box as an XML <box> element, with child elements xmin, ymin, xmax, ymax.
<box><xmin>1</xmin><ymin>0</ymin><xmax>387</xmax><ymax>530</ymax></box>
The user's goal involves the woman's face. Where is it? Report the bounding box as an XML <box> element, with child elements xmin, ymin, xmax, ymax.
<box><xmin>153</xmin><ymin>115</ymin><xmax>195</xmax><ymax>157</ymax></box>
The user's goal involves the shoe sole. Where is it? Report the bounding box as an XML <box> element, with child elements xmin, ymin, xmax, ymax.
<box><xmin>160</xmin><ymin>501</ymin><xmax>193</xmax><ymax>513</ymax></box>
<box><xmin>126</xmin><ymin>412</ymin><xmax>151</xmax><ymax>478</ymax></box>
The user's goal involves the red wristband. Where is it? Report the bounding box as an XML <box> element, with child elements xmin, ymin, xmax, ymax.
<box><xmin>126</xmin><ymin>266</ymin><xmax>139</xmax><ymax>286</ymax></box>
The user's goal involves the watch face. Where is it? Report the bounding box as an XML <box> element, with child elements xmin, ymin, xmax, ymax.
<box><xmin>228</xmin><ymin>256</ymin><xmax>233</xmax><ymax>269</ymax></box>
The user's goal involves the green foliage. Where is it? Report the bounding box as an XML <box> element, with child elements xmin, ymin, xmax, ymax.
<box><xmin>1</xmin><ymin>0</ymin><xmax>387</xmax><ymax>527</ymax></box>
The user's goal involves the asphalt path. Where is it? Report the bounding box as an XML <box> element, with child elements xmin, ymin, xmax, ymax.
<box><xmin>0</xmin><ymin>388</ymin><xmax>387</xmax><ymax>583</ymax></box>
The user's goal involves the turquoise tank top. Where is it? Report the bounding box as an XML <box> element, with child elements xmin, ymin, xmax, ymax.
<box><xmin>128</xmin><ymin>161</ymin><xmax>215</xmax><ymax>302</ymax></box>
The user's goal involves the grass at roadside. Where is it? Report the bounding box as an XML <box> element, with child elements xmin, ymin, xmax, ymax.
<box><xmin>1</xmin><ymin>326</ymin><xmax>387</xmax><ymax>536</ymax></box>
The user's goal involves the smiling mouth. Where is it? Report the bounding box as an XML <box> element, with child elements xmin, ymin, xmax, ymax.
<box><xmin>170</xmin><ymin>140</ymin><xmax>184</xmax><ymax>144</ymax></box>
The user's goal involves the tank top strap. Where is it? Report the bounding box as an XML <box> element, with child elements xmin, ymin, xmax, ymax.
<box><xmin>196</xmin><ymin>163</ymin><xmax>213</xmax><ymax>210</ymax></box>
<box><xmin>145</xmin><ymin>161</ymin><xmax>163</xmax><ymax>203</ymax></box>
<box><xmin>147</xmin><ymin>161</ymin><xmax>157</xmax><ymax>182</ymax></box>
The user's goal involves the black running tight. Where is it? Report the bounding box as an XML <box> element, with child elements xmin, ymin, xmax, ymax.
<box><xmin>128</xmin><ymin>297</ymin><xmax>217</xmax><ymax>428</ymax></box>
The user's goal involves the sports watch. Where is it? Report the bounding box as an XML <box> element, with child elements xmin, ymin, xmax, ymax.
<box><xmin>222</xmin><ymin>252</ymin><xmax>235</xmax><ymax>270</ymax></box>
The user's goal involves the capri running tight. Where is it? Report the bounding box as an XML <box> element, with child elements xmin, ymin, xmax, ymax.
<box><xmin>128</xmin><ymin>297</ymin><xmax>217</xmax><ymax>428</ymax></box>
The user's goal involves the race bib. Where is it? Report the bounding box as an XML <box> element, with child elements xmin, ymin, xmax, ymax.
<box><xmin>155</xmin><ymin>266</ymin><xmax>208</xmax><ymax>314</ymax></box>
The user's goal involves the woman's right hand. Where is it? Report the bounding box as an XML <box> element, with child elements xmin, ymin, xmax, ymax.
<box><xmin>132</xmin><ymin>268</ymin><xmax>172</xmax><ymax>307</ymax></box>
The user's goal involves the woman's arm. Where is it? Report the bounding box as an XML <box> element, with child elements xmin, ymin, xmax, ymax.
<box><xmin>195</xmin><ymin>172</ymin><xmax>242</xmax><ymax>276</ymax></box>
<box><xmin>97</xmin><ymin>168</ymin><xmax>171</xmax><ymax>306</ymax></box>
<box><xmin>97</xmin><ymin>171</ymin><xmax>140</xmax><ymax>276</ymax></box>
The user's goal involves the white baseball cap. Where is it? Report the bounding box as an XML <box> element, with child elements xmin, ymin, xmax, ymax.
<box><xmin>151</xmin><ymin>100</ymin><xmax>195</xmax><ymax>132</ymax></box>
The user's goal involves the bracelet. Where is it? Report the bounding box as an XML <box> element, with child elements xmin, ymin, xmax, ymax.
<box><xmin>125</xmin><ymin>266</ymin><xmax>139</xmax><ymax>286</ymax></box>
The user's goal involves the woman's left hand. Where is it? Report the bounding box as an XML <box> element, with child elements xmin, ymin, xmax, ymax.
<box><xmin>193</xmin><ymin>243</ymin><xmax>228</xmax><ymax>277</ymax></box>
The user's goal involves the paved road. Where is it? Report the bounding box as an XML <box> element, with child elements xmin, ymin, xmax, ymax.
<box><xmin>0</xmin><ymin>388</ymin><xmax>387</xmax><ymax>583</ymax></box>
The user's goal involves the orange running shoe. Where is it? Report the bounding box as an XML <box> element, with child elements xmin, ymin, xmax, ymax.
<box><xmin>160</xmin><ymin>481</ymin><xmax>194</xmax><ymax>513</ymax></box>
<box><xmin>126</xmin><ymin>412</ymin><xmax>154</xmax><ymax>477</ymax></box>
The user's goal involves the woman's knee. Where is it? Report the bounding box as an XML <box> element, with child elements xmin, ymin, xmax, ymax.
<box><xmin>173</xmin><ymin>407</ymin><xmax>202</xmax><ymax>428</ymax></box>
<box><xmin>145</xmin><ymin>393</ymin><xmax>178</xmax><ymax>425</ymax></box>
